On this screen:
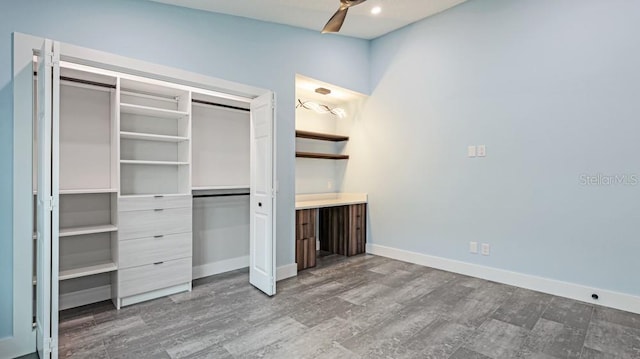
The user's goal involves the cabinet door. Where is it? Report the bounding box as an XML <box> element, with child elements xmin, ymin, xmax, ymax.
<box><xmin>249</xmin><ymin>91</ymin><xmax>276</xmax><ymax>296</ymax></box>
<box><xmin>348</xmin><ymin>204</ymin><xmax>367</xmax><ymax>256</ymax></box>
<box><xmin>35</xmin><ymin>38</ymin><xmax>60</xmax><ymax>359</ymax></box>
<box><xmin>296</xmin><ymin>209</ymin><xmax>316</xmax><ymax>270</ymax></box>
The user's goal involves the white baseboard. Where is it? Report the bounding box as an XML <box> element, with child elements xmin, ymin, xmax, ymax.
<box><xmin>276</xmin><ymin>263</ymin><xmax>298</xmax><ymax>281</ymax></box>
<box><xmin>193</xmin><ymin>256</ymin><xmax>297</xmax><ymax>282</ymax></box>
<box><xmin>59</xmin><ymin>285</ymin><xmax>111</xmax><ymax>311</ymax></box>
<box><xmin>367</xmin><ymin>243</ymin><xmax>640</xmax><ymax>315</ymax></box>
<box><xmin>193</xmin><ymin>256</ymin><xmax>250</xmax><ymax>279</ymax></box>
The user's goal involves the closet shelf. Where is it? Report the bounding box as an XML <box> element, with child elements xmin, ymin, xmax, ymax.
<box><xmin>192</xmin><ymin>185</ymin><xmax>250</xmax><ymax>191</ymax></box>
<box><xmin>59</xmin><ymin>262</ymin><xmax>118</xmax><ymax>281</ymax></box>
<box><xmin>59</xmin><ymin>224</ymin><xmax>118</xmax><ymax>237</ymax></box>
<box><xmin>34</xmin><ymin>188</ymin><xmax>117</xmax><ymax>195</ymax></box>
<box><xmin>120</xmin><ymin>103</ymin><xmax>188</xmax><ymax>120</ymax></box>
<box><xmin>295</xmin><ymin>130</ymin><xmax>349</xmax><ymax>142</ymax></box>
<box><xmin>296</xmin><ymin>152</ymin><xmax>349</xmax><ymax>160</ymax></box>
<box><xmin>60</xmin><ymin>188</ymin><xmax>117</xmax><ymax>195</ymax></box>
<box><xmin>120</xmin><ymin>131</ymin><xmax>188</xmax><ymax>143</ymax></box>
<box><xmin>120</xmin><ymin>160</ymin><xmax>189</xmax><ymax>166</ymax></box>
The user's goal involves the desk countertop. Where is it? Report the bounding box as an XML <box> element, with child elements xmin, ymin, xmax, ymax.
<box><xmin>295</xmin><ymin>193</ymin><xmax>367</xmax><ymax>210</ymax></box>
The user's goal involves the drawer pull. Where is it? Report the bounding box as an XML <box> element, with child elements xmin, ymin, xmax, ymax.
<box><xmin>154</xmin><ymin>195</ymin><xmax>164</xmax><ymax>198</ymax></box>
<box><xmin>153</xmin><ymin>261</ymin><xmax>164</xmax><ymax>265</ymax></box>
<box><xmin>154</xmin><ymin>208</ymin><xmax>164</xmax><ymax>212</ymax></box>
<box><xmin>154</xmin><ymin>235</ymin><xmax>164</xmax><ymax>239</ymax></box>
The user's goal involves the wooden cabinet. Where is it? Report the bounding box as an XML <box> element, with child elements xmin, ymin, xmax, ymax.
<box><xmin>296</xmin><ymin>209</ymin><xmax>317</xmax><ymax>270</ymax></box>
<box><xmin>319</xmin><ymin>204</ymin><xmax>366</xmax><ymax>257</ymax></box>
<box><xmin>296</xmin><ymin>203</ymin><xmax>367</xmax><ymax>271</ymax></box>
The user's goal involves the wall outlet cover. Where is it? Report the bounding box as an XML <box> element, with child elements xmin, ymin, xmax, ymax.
<box><xmin>469</xmin><ymin>241</ymin><xmax>478</xmax><ymax>254</ymax></box>
<box><xmin>477</xmin><ymin>145</ymin><xmax>486</xmax><ymax>157</ymax></box>
<box><xmin>481</xmin><ymin>243</ymin><xmax>490</xmax><ymax>256</ymax></box>
<box><xmin>468</xmin><ymin>145</ymin><xmax>477</xmax><ymax>157</ymax></box>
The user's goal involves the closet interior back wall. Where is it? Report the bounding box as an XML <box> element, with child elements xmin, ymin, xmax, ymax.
<box><xmin>191</xmin><ymin>101</ymin><xmax>251</xmax><ymax>278</ymax></box>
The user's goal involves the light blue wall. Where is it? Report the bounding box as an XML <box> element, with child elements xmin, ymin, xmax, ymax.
<box><xmin>343</xmin><ymin>0</ymin><xmax>640</xmax><ymax>296</ymax></box>
<box><xmin>0</xmin><ymin>0</ymin><xmax>369</xmax><ymax>338</ymax></box>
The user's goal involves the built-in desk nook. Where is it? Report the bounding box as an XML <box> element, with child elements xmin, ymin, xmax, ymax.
<box><xmin>295</xmin><ymin>193</ymin><xmax>367</xmax><ymax>271</ymax></box>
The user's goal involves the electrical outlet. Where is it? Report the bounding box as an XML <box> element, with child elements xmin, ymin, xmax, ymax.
<box><xmin>477</xmin><ymin>145</ymin><xmax>486</xmax><ymax>157</ymax></box>
<box><xmin>468</xmin><ymin>145</ymin><xmax>477</xmax><ymax>157</ymax></box>
<box><xmin>469</xmin><ymin>241</ymin><xmax>478</xmax><ymax>254</ymax></box>
<box><xmin>481</xmin><ymin>243</ymin><xmax>490</xmax><ymax>256</ymax></box>
<box><xmin>327</xmin><ymin>180</ymin><xmax>333</xmax><ymax>190</ymax></box>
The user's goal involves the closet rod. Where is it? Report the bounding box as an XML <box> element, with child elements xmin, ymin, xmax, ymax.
<box><xmin>192</xmin><ymin>99</ymin><xmax>250</xmax><ymax>112</ymax></box>
<box><xmin>33</xmin><ymin>71</ymin><xmax>116</xmax><ymax>89</ymax></box>
<box><xmin>193</xmin><ymin>193</ymin><xmax>250</xmax><ymax>199</ymax></box>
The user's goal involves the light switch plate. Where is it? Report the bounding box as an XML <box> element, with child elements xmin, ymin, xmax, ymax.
<box><xmin>469</xmin><ymin>241</ymin><xmax>478</xmax><ymax>254</ymax></box>
<box><xmin>477</xmin><ymin>145</ymin><xmax>486</xmax><ymax>157</ymax></box>
<box><xmin>481</xmin><ymin>243</ymin><xmax>490</xmax><ymax>256</ymax></box>
<box><xmin>468</xmin><ymin>145</ymin><xmax>477</xmax><ymax>157</ymax></box>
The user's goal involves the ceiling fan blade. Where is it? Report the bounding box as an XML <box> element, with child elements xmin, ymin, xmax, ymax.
<box><xmin>322</xmin><ymin>7</ymin><xmax>349</xmax><ymax>34</ymax></box>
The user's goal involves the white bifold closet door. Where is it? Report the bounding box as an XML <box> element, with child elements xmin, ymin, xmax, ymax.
<box><xmin>249</xmin><ymin>91</ymin><xmax>276</xmax><ymax>296</ymax></box>
<box><xmin>35</xmin><ymin>38</ymin><xmax>60</xmax><ymax>359</ymax></box>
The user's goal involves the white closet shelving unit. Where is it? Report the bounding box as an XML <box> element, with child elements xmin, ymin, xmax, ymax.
<box><xmin>49</xmin><ymin>67</ymin><xmax>119</xmax><ymax>310</ymax></box>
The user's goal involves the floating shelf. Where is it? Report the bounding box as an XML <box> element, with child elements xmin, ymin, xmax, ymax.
<box><xmin>59</xmin><ymin>224</ymin><xmax>118</xmax><ymax>237</ymax></box>
<box><xmin>120</xmin><ymin>160</ymin><xmax>189</xmax><ymax>166</ymax></box>
<box><xmin>296</xmin><ymin>152</ymin><xmax>349</xmax><ymax>160</ymax></box>
<box><xmin>120</xmin><ymin>103</ymin><xmax>188</xmax><ymax>120</ymax></box>
<box><xmin>59</xmin><ymin>262</ymin><xmax>117</xmax><ymax>281</ymax></box>
<box><xmin>120</xmin><ymin>131</ymin><xmax>188</xmax><ymax>143</ymax></box>
<box><xmin>295</xmin><ymin>130</ymin><xmax>349</xmax><ymax>142</ymax></box>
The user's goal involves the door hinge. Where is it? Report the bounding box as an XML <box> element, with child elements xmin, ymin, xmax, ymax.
<box><xmin>44</xmin><ymin>337</ymin><xmax>56</xmax><ymax>353</ymax></box>
<box><xmin>47</xmin><ymin>196</ymin><xmax>57</xmax><ymax>211</ymax></box>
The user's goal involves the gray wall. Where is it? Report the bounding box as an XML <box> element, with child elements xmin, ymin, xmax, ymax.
<box><xmin>0</xmin><ymin>0</ymin><xmax>369</xmax><ymax>338</ymax></box>
<box><xmin>343</xmin><ymin>0</ymin><xmax>640</xmax><ymax>295</ymax></box>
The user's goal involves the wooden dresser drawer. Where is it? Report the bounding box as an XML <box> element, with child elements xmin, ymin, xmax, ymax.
<box><xmin>118</xmin><ymin>257</ymin><xmax>192</xmax><ymax>297</ymax></box>
<box><xmin>119</xmin><ymin>207</ymin><xmax>192</xmax><ymax>240</ymax></box>
<box><xmin>119</xmin><ymin>195</ymin><xmax>192</xmax><ymax>212</ymax></box>
<box><xmin>118</xmin><ymin>232</ymin><xmax>192</xmax><ymax>269</ymax></box>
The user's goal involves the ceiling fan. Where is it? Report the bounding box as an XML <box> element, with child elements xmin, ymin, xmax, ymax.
<box><xmin>322</xmin><ymin>0</ymin><xmax>368</xmax><ymax>34</ymax></box>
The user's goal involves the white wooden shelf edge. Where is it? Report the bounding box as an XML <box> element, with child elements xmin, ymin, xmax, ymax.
<box><xmin>59</xmin><ymin>262</ymin><xmax>118</xmax><ymax>281</ymax></box>
<box><xmin>192</xmin><ymin>185</ymin><xmax>250</xmax><ymax>191</ymax></box>
<box><xmin>34</xmin><ymin>188</ymin><xmax>117</xmax><ymax>195</ymax></box>
<box><xmin>120</xmin><ymin>131</ymin><xmax>188</xmax><ymax>143</ymax></box>
<box><xmin>120</xmin><ymin>103</ymin><xmax>188</xmax><ymax>119</ymax></box>
<box><xmin>59</xmin><ymin>224</ymin><xmax>118</xmax><ymax>237</ymax></box>
<box><xmin>120</xmin><ymin>160</ymin><xmax>189</xmax><ymax>166</ymax></box>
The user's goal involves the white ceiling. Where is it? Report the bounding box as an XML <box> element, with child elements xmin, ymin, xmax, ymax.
<box><xmin>150</xmin><ymin>0</ymin><xmax>467</xmax><ymax>39</ymax></box>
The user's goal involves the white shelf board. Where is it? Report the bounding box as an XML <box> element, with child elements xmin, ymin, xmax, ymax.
<box><xmin>59</xmin><ymin>224</ymin><xmax>118</xmax><ymax>237</ymax></box>
<box><xmin>120</xmin><ymin>103</ymin><xmax>188</xmax><ymax>120</ymax></box>
<box><xmin>59</xmin><ymin>262</ymin><xmax>118</xmax><ymax>281</ymax></box>
<box><xmin>120</xmin><ymin>131</ymin><xmax>188</xmax><ymax>143</ymax></box>
<box><xmin>120</xmin><ymin>160</ymin><xmax>189</xmax><ymax>166</ymax></box>
<box><xmin>59</xmin><ymin>188</ymin><xmax>117</xmax><ymax>195</ymax></box>
<box><xmin>192</xmin><ymin>185</ymin><xmax>250</xmax><ymax>191</ymax></box>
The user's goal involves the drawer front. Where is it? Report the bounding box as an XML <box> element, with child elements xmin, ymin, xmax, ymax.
<box><xmin>119</xmin><ymin>257</ymin><xmax>192</xmax><ymax>297</ymax></box>
<box><xmin>119</xmin><ymin>207</ymin><xmax>192</xmax><ymax>240</ymax></box>
<box><xmin>119</xmin><ymin>195</ymin><xmax>192</xmax><ymax>212</ymax></box>
<box><xmin>119</xmin><ymin>232</ymin><xmax>192</xmax><ymax>269</ymax></box>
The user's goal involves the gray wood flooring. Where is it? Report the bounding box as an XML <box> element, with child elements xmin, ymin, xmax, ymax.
<box><xmin>23</xmin><ymin>254</ymin><xmax>640</xmax><ymax>358</ymax></box>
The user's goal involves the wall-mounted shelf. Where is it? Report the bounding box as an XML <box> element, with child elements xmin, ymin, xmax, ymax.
<box><xmin>295</xmin><ymin>130</ymin><xmax>349</xmax><ymax>142</ymax></box>
<box><xmin>296</xmin><ymin>152</ymin><xmax>349</xmax><ymax>160</ymax></box>
<box><xmin>59</xmin><ymin>262</ymin><xmax>118</xmax><ymax>281</ymax></box>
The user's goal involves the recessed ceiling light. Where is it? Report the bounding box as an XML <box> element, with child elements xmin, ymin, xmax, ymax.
<box><xmin>371</xmin><ymin>6</ymin><xmax>382</xmax><ymax>15</ymax></box>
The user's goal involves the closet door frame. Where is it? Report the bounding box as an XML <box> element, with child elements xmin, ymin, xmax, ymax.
<box><xmin>11</xmin><ymin>32</ymin><xmax>278</xmax><ymax>357</ymax></box>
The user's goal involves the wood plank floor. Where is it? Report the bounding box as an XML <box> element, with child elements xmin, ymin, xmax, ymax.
<box><xmin>30</xmin><ymin>254</ymin><xmax>640</xmax><ymax>358</ymax></box>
